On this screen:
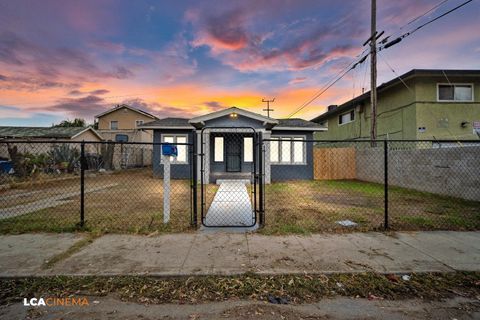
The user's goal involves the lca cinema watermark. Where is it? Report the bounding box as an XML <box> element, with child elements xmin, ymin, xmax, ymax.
<box><xmin>23</xmin><ymin>297</ymin><xmax>90</xmax><ymax>307</ymax></box>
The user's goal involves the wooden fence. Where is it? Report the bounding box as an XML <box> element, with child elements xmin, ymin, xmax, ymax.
<box><xmin>313</xmin><ymin>147</ymin><xmax>356</xmax><ymax>180</ymax></box>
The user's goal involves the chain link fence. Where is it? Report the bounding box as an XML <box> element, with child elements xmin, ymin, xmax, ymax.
<box><xmin>1</xmin><ymin>138</ymin><xmax>479</xmax><ymax>234</ymax></box>
<box><xmin>0</xmin><ymin>140</ymin><xmax>194</xmax><ymax>233</ymax></box>
<box><xmin>263</xmin><ymin>139</ymin><xmax>480</xmax><ymax>234</ymax></box>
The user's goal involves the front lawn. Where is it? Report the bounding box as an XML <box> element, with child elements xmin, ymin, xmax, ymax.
<box><xmin>0</xmin><ymin>169</ymin><xmax>193</xmax><ymax>234</ymax></box>
<box><xmin>1</xmin><ymin>173</ymin><xmax>478</xmax><ymax>235</ymax></box>
<box><xmin>262</xmin><ymin>179</ymin><xmax>480</xmax><ymax>234</ymax></box>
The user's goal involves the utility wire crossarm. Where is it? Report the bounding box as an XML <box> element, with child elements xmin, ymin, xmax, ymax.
<box><xmin>262</xmin><ymin>98</ymin><xmax>275</xmax><ymax>118</ymax></box>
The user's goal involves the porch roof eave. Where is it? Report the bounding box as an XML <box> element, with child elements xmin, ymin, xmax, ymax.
<box><xmin>272</xmin><ymin>126</ymin><xmax>327</xmax><ymax>131</ymax></box>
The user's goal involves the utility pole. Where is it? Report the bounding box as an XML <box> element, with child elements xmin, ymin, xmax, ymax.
<box><xmin>262</xmin><ymin>98</ymin><xmax>275</xmax><ymax>118</ymax></box>
<box><xmin>370</xmin><ymin>0</ymin><xmax>378</xmax><ymax>144</ymax></box>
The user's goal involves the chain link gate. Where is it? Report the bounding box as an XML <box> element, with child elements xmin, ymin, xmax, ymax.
<box><xmin>199</xmin><ymin>127</ymin><xmax>263</xmax><ymax>227</ymax></box>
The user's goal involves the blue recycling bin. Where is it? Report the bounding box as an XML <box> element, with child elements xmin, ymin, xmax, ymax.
<box><xmin>162</xmin><ymin>144</ymin><xmax>178</xmax><ymax>157</ymax></box>
<box><xmin>0</xmin><ymin>161</ymin><xmax>13</xmax><ymax>174</ymax></box>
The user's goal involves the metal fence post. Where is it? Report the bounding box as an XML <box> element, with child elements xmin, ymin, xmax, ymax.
<box><xmin>258</xmin><ymin>132</ymin><xmax>265</xmax><ymax>227</ymax></box>
<box><xmin>163</xmin><ymin>153</ymin><xmax>171</xmax><ymax>224</ymax></box>
<box><xmin>191</xmin><ymin>134</ymin><xmax>198</xmax><ymax>227</ymax></box>
<box><xmin>80</xmin><ymin>141</ymin><xmax>85</xmax><ymax>227</ymax></box>
<box><xmin>384</xmin><ymin>139</ymin><xmax>389</xmax><ymax>230</ymax></box>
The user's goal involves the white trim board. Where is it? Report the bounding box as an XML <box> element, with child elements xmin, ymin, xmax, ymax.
<box><xmin>94</xmin><ymin>104</ymin><xmax>157</xmax><ymax>119</ymax></box>
<box><xmin>71</xmin><ymin>127</ymin><xmax>104</xmax><ymax>140</ymax></box>
<box><xmin>189</xmin><ymin>107</ymin><xmax>279</xmax><ymax>125</ymax></box>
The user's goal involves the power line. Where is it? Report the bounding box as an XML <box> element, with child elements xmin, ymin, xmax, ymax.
<box><xmin>381</xmin><ymin>0</ymin><xmax>452</xmax><ymax>44</ymax></box>
<box><xmin>286</xmin><ymin>53</ymin><xmax>368</xmax><ymax>118</ymax></box>
<box><xmin>379</xmin><ymin>0</ymin><xmax>474</xmax><ymax>51</ymax></box>
<box><xmin>377</xmin><ymin>51</ymin><xmax>463</xmax><ymax>142</ymax></box>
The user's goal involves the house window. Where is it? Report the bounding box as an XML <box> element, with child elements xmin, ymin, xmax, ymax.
<box><xmin>110</xmin><ymin>121</ymin><xmax>118</xmax><ymax>130</ymax></box>
<box><xmin>281</xmin><ymin>139</ymin><xmax>291</xmax><ymax>162</ymax></box>
<box><xmin>214</xmin><ymin>137</ymin><xmax>224</xmax><ymax>162</ymax></box>
<box><xmin>293</xmin><ymin>138</ymin><xmax>304</xmax><ymax>163</ymax></box>
<box><xmin>244</xmin><ymin>137</ymin><xmax>253</xmax><ymax>162</ymax></box>
<box><xmin>338</xmin><ymin>110</ymin><xmax>355</xmax><ymax>125</ymax></box>
<box><xmin>115</xmin><ymin>134</ymin><xmax>128</xmax><ymax>142</ymax></box>
<box><xmin>162</xmin><ymin>135</ymin><xmax>188</xmax><ymax>163</ymax></box>
<box><xmin>438</xmin><ymin>84</ymin><xmax>473</xmax><ymax>101</ymax></box>
<box><xmin>270</xmin><ymin>138</ymin><xmax>279</xmax><ymax>162</ymax></box>
<box><xmin>135</xmin><ymin>120</ymin><xmax>144</xmax><ymax>127</ymax></box>
<box><xmin>271</xmin><ymin>136</ymin><xmax>306</xmax><ymax>164</ymax></box>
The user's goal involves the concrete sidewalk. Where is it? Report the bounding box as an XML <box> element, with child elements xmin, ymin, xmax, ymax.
<box><xmin>0</xmin><ymin>231</ymin><xmax>479</xmax><ymax>277</ymax></box>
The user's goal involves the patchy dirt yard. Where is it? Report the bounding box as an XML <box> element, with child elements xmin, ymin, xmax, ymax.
<box><xmin>263</xmin><ymin>180</ymin><xmax>480</xmax><ymax>234</ymax></box>
<box><xmin>0</xmin><ymin>168</ymin><xmax>193</xmax><ymax>234</ymax></box>
<box><xmin>1</xmin><ymin>170</ymin><xmax>478</xmax><ymax>235</ymax></box>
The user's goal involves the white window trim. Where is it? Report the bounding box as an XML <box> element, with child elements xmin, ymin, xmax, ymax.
<box><xmin>160</xmin><ymin>134</ymin><xmax>189</xmax><ymax>164</ymax></box>
<box><xmin>135</xmin><ymin>120</ymin><xmax>144</xmax><ymax>127</ymax></box>
<box><xmin>110</xmin><ymin>120</ymin><xmax>118</xmax><ymax>130</ymax></box>
<box><xmin>214</xmin><ymin>137</ymin><xmax>224</xmax><ymax>162</ymax></box>
<box><xmin>270</xmin><ymin>135</ymin><xmax>307</xmax><ymax>165</ymax></box>
<box><xmin>437</xmin><ymin>83</ymin><xmax>474</xmax><ymax>102</ymax></box>
<box><xmin>243</xmin><ymin>137</ymin><xmax>254</xmax><ymax>163</ymax></box>
<box><xmin>338</xmin><ymin>110</ymin><xmax>355</xmax><ymax>126</ymax></box>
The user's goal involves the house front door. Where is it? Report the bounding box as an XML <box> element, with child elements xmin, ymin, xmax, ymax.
<box><xmin>226</xmin><ymin>136</ymin><xmax>241</xmax><ymax>172</ymax></box>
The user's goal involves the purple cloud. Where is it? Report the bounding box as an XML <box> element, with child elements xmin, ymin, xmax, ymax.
<box><xmin>0</xmin><ymin>32</ymin><xmax>135</xmax><ymax>84</ymax></box>
<box><xmin>204</xmin><ymin>101</ymin><xmax>227</xmax><ymax>111</ymax></box>
<box><xmin>0</xmin><ymin>74</ymin><xmax>79</xmax><ymax>91</ymax></box>
<box><xmin>188</xmin><ymin>2</ymin><xmax>365</xmax><ymax>72</ymax></box>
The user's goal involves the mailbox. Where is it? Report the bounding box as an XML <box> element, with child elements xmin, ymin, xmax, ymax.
<box><xmin>162</xmin><ymin>143</ymin><xmax>178</xmax><ymax>157</ymax></box>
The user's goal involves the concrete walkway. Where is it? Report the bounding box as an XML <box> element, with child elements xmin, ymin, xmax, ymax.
<box><xmin>204</xmin><ymin>180</ymin><xmax>254</xmax><ymax>227</ymax></box>
<box><xmin>0</xmin><ymin>231</ymin><xmax>479</xmax><ymax>277</ymax></box>
<box><xmin>0</xmin><ymin>183</ymin><xmax>118</xmax><ymax>219</ymax></box>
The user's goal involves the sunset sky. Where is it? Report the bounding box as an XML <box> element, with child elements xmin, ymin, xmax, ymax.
<box><xmin>0</xmin><ymin>0</ymin><xmax>479</xmax><ymax>126</ymax></box>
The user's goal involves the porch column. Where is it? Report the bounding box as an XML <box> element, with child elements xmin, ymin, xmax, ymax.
<box><xmin>203</xmin><ymin>131</ymin><xmax>210</xmax><ymax>184</ymax></box>
<box><xmin>263</xmin><ymin>131</ymin><xmax>271</xmax><ymax>184</ymax></box>
<box><xmin>196</xmin><ymin>130</ymin><xmax>202</xmax><ymax>184</ymax></box>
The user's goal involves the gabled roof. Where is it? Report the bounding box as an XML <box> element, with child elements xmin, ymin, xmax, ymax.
<box><xmin>139</xmin><ymin>118</ymin><xmax>194</xmax><ymax>129</ymax></box>
<box><xmin>94</xmin><ymin>104</ymin><xmax>158</xmax><ymax>119</ymax></box>
<box><xmin>0</xmin><ymin>126</ymin><xmax>103</xmax><ymax>140</ymax></box>
<box><xmin>274</xmin><ymin>118</ymin><xmax>326</xmax><ymax>131</ymax></box>
<box><xmin>139</xmin><ymin>107</ymin><xmax>324</xmax><ymax>131</ymax></box>
<box><xmin>311</xmin><ymin>69</ymin><xmax>480</xmax><ymax>123</ymax></box>
<box><xmin>189</xmin><ymin>107</ymin><xmax>279</xmax><ymax>125</ymax></box>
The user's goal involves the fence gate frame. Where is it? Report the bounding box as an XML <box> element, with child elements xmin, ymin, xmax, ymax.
<box><xmin>199</xmin><ymin>126</ymin><xmax>264</xmax><ymax>228</ymax></box>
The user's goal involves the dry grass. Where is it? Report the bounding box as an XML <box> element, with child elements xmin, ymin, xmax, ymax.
<box><xmin>1</xmin><ymin>172</ymin><xmax>479</xmax><ymax>235</ymax></box>
<box><xmin>2</xmin><ymin>272</ymin><xmax>480</xmax><ymax>305</ymax></box>
<box><xmin>0</xmin><ymin>168</ymin><xmax>193</xmax><ymax>234</ymax></box>
<box><xmin>262</xmin><ymin>180</ymin><xmax>480</xmax><ymax>234</ymax></box>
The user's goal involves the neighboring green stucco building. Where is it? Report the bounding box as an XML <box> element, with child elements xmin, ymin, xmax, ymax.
<box><xmin>311</xmin><ymin>69</ymin><xmax>480</xmax><ymax>140</ymax></box>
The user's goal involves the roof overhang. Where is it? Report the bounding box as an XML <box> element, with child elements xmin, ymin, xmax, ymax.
<box><xmin>189</xmin><ymin>107</ymin><xmax>279</xmax><ymax>125</ymax></box>
<box><xmin>138</xmin><ymin>126</ymin><xmax>194</xmax><ymax>130</ymax></box>
<box><xmin>71</xmin><ymin>127</ymin><xmax>104</xmax><ymax>140</ymax></box>
<box><xmin>272</xmin><ymin>127</ymin><xmax>327</xmax><ymax>131</ymax></box>
<box><xmin>94</xmin><ymin>104</ymin><xmax>157</xmax><ymax>119</ymax></box>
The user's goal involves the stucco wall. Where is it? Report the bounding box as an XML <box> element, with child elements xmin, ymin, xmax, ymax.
<box><xmin>314</xmin><ymin>74</ymin><xmax>480</xmax><ymax>141</ymax></box>
<box><xmin>98</xmin><ymin>129</ymin><xmax>153</xmax><ymax>143</ymax></box>
<box><xmin>315</xmin><ymin>79</ymin><xmax>417</xmax><ymax>140</ymax></box>
<box><xmin>356</xmin><ymin>145</ymin><xmax>480</xmax><ymax>201</ymax></box>
<box><xmin>97</xmin><ymin>107</ymin><xmax>155</xmax><ymax>130</ymax></box>
<box><xmin>414</xmin><ymin>76</ymin><xmax>480</xmax><ymax>140</ymax></box>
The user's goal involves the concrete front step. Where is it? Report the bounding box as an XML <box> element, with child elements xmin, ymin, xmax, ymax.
<box><xmin>215</xmin><ymin>179</ymin><xmax>251</xmax><ymax>185</ymax></box>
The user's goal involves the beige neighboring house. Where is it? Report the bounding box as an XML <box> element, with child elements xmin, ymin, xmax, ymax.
<box><xmin>94</xmin><ymin>104</ymin><xmax>158</xmax><ymax>142</ymax></box>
